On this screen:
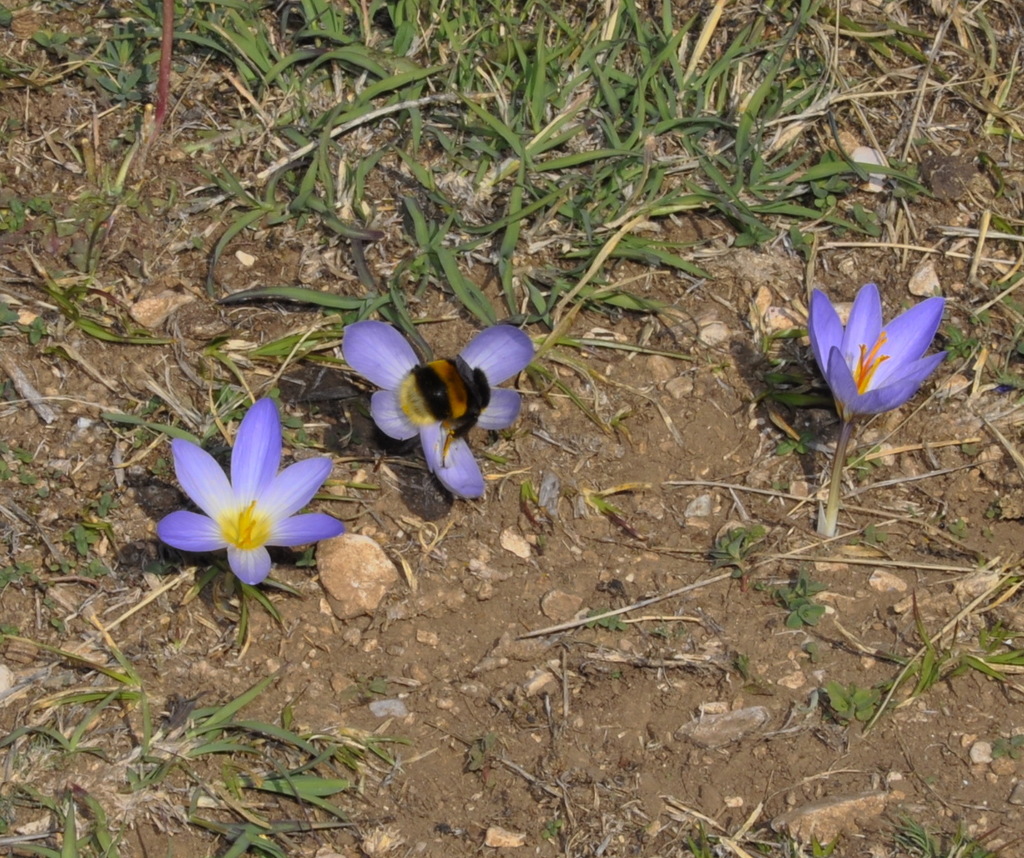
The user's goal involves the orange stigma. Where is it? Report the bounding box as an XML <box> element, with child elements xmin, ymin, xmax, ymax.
<box><xmin>854</xmin><ymin>332</ymin><xmax>890</xmax><ymax>393</ymax></box>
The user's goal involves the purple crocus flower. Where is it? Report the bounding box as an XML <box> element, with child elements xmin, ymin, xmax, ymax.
<box><xmin>342</xmin><ymin>321</ymin><xmax>533</xmax><ymax>498</ymax></box>
<box><xmin>156</xmin><ymin>399</ymin><xmax>344</xmax><ymax>585</ymax></box>
<box><xmin>807</xmin><ymin>283</ymin><xmax>946</xmax><ymax>537</ymax></box>
<box><xmin>808</xmin><ymin>283</ymin><xmax>946</xmax><ymax>422</ymax></box>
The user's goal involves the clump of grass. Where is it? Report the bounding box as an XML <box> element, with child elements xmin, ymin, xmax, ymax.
<box><xmin>0</xmin><ymin>641</ymin><xmax>396</xmax><ymax>856</ymax></box>
<box><xmin>895</xmin><ymin>816</ymin><xmax>1001</xmax><ymax>858</ymax></box>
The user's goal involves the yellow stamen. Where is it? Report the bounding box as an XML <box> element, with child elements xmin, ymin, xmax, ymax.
<box><xmin>854</xmin><ymin>332</ymin><xmax>890</xmax><ymax>394</ymax></box>
<box><xmin>218</xmin><ymin>501</ymin><xmax>272</xmax><ymax>550</ymax></box>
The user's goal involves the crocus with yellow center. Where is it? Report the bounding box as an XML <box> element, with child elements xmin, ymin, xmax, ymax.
<box><xmin>157</xmin><ymin>399</ymin><xmax>344</xmax><ymax>585</ymax></box>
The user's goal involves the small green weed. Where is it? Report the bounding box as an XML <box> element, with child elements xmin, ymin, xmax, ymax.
<box><xmin>584</xmin><ymin>609</ymin><xmax>628</xmax><ymax>632</ymax></box>
<box><xmin>776</xmin><ymin>429</ymin><xmax>814</xmax><ymax>456</ymax></box>
<box><xmin>541</xmin><ymin>816</ymin><xmax>565</xmax><ymax>840</ymax></box>
<box><xmin>0</xmin><ymin>302</ymin><xmax>46</xmax><ymax>344</ymax></box>
<box><xmin>823</xmin><ymin>680</ymin><xmax>881</xmax><ymax>724</ymax></box>
<box><xmin>894</xmin><ymin>816</ymin><xmax>999</xmax><ymax>858</ymax></box>
<box><xmin>710</xmin><ymin>525</ymin><xmax>766</xmax><ymax>579</ymax></box>
<box><xmin>861</xmin><ymin>523</ymin><xmax>889</xmax><ymax>545</ymax></box>
<box><xmin>770</xmin><ymin>569</ymin><xmax>827</xmax><ymax>628</ymax></box>
<box><xmin>466</xmin><ymin>731</ymin><xmax>499</xmax><ymax>773</ymax></box>
<box><xmin>991</xmin><ymin>734</ymin><xmax>1024</xmax><ymax>760</ymax></box>
<box><xmin>947</xmin><ymin>517</ymin><xmax>970</xmax><ymax>539</ymax></box>
<box><xmin>944</xmin><ymin>325</ymin><xmax>980</xmax><ymax>361</ymax></box>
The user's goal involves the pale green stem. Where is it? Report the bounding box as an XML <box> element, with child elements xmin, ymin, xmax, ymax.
<box><xmin>818</xmin><ymin>418</ymin><xmax>856</xmax><ymax>538</ymax></box>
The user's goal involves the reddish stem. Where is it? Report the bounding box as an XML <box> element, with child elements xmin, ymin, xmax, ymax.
<box><xmin>153</xmin><ymin>0</ymin><xmax>173</xmax><ymax>135</ymax></box>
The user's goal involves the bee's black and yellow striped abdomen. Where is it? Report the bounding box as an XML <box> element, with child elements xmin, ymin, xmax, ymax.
<box><xmin>398</xmin><ymin>357</ymin><xmax>491</xmax><ymax>436</ymax></box>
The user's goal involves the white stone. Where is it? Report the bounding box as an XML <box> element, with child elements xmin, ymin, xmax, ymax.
<box><xmin>484</xmin><ymin>827</ymin><xmax>526</xmax><ymax>848</ymax></box>
<box><xmin>0</xmin><ymin>664</ymin><xmax>14</xmax><ymax>695</ymax></box>
<box><xmin>684</xmin><ymin>494</ymin><xmax>713</xmax><ymax>517</ymax></box>
<box><xmin>318</xmin><ymin>534</ymin><xmax>400</xmax><ymax>619</ymax></box>
<box><xmin>698</xmin><ymin>318</ymin><xmax>730</xmax><ymax>346</ymax></box>
<box><xmin>540</xmin><ymin>589</ymin><xmax>583</xmax><ymax>621</ymax></box>
<box><xmin>500</xmin><ymin>529</ymin><xmax>531</xmax><ymax>559</ymax></box>
<box><xmin>677</xmin><ymin>706</ymin><xmax>770</xmax><ymax>748</ymax></box>
<box><xmin>970</xmin><ymin>740</ymin><xmax>993</xmax><ymax>764</ymax></box>
<box><xmin>773</xmin><ymin>791</ymin><xmax>888</xmax><ymax>843</ymax></box>
<box><xmin>130</xmin><ymin>290</ymin><xmax>192</xmax><ymax>328</ymax></box>
<box><xmin>868</xmin><ymin>569</ymin><xmax>907</xmax><ymax>593</ymax></box>
<box><xmin>368</xmin><ymin>698</ymin><xmax>408</xmax><ymax>718</ymax></box>
<box><xmin>665</xmin><ymin>376</ymin><xmax>694</xmax><ymax>400</ymax></box>
<box><xmin>763</xmin><ymin>306</ymin><xmax>804</xmax><ymax>334</ymax></box>
<box><xmin>908</xmin><ymin>260</ymin><xmax>941</xmax><ymax>297</ymax></box>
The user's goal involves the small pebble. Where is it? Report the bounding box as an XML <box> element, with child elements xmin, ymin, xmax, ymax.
<box><xmin>868</xmin><ymin>570</ymin><xmax>907</xmax><ymax>594</ymax></box>
<box><xmin>0</xmin><ymin>664</ymin><xmax>14</xmax><ymax>694</ymax></box>
<box><xmin>698</xmin><ymin>319</ymin><xmax>730</xmax><ymax>346</ymax></box>
<box><xmin>369</xmin><ymin>698</ymin><xmax>409</xmax><ymax>718</ymax></box>
<box><xmin>969</xmin><ymin>740</ymin><xmax>993</xmax><ymax>765</ymax></box>
<box><xmin>907</xmin><ymin>260</ymin><xmax>941</xmax><ymax>297</ymax></box>
<box><xmin>500</xmin><ymin>529</ymin><xmax>531</xmax><ymax>559</ymax></box>
<box><xmin>684</xmin><ymin>494</ymin><xmax>712</xmax><ymax>518</ymax></box>
<box><xmin>484</xmin><ymin>826</ymin><xmax>526</xmax><ymax>848</ymax></box>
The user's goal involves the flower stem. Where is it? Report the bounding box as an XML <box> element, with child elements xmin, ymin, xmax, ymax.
<box><xmin>818</xmin><ymin>419</ymin><xmax>855</xmax><ymax>538</ymax></box>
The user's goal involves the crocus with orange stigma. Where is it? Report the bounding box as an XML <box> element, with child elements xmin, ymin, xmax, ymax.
<box><xmin>807</xmin><ymin>283</ymin><xmax>945</xmax><ymax>537</ymax></box>
<box><xmin>157</xmin><ymin>399</ymin><xmax>344</xmax><ymax>585</ymax></box>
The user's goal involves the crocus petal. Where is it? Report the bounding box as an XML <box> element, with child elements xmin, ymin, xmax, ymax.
<box><xmin>231</xmin><ymin>399</ymin><xmax>282</xmax><ymax>501</ymax></box>
<box><xmin>827</xmin><ymin>347</ymin><xmax>946</xmax><ymax>418</ymax></box>
<box><xmin>477</xmin><ymin>388</ymin><xmax>522</xmax><ymax>430</ymax></box>
<box><xmin>807</xmin><ymin>289</ymin><xmax>845</xmax><ymax>378</ymax></box>
<box><xmin>840</xmin><ymin>282</ymin><xmax>883</xmax><ymax>368</ymax></box>
<box><xmin>170</xmin><ymin>439</ymin><xmax>235</xmax><ymax>519</ymax></box>
<box><xmin>874</xmin><ymin>296</ymin><xmax>945</xmax><ymax>372</ymax></box>
<box><xmin>420</xmin><ymin>422</ymin><xmax>485</xmax><ymax>498</ymax></box>
<box><xmin>852</xmin><ymin>352</ymin><xmax>947</xmax><ymax>415</ymax></box>
<box><xmin>157</xmin><ymin>510</ymin><xmax>227</xmax><ymax>552</ymax></box>
<box><xmin>259</xmin><ymin>457</ymin><xmax>334</xmax><ymax>520</ymax></box>
<box><xmin>825</xmin><ymin>346</ymin><xmax>863</xmax><ymax>417</ymax></box>
<box><xmin>343</xmin><ymin>320</ymin><xmax>420</xmax><ymax>390</ymax></box>
<box><xmin>459</xmin><ymin>325</ymin><xmax>533</xmax><ymax>385</ymax></box>
<box><xmin>370</xmin><ymin>390</ymin><xmax>419</xmax><ymax>440</ymax></box>
<box><xmin>227</xmin><ymin>545</ymin><xmax>272</xmax><ymax>586</ymax></box>
<box><xmin>269</xmin><ymin>513</ymin><xmax>345</xmax><ymax>546</ymax></box>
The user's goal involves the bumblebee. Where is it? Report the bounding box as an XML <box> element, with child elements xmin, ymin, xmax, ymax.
<box><xmin>398</xmin><ymin>356</ymin><xmax>491</xmax><ymax>439</ymax></box>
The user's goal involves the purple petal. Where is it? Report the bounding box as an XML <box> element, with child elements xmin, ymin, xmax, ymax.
<box><xmin>807</xmin><ymin>290</ymin><xmax>844</xmax><ymax>378</ymax></box>
<box><xmin>269</xmin><ymin>512</ymin><xmax>345</xmax><ymax>546</ymax></box>
<box><xmin>840</xmin><ymin>283</ymin><xmax>883</xmax><ymax>369</ymax></box>
<box><xmin>231</xmin><ymin>399</ymin><xmax>282</xmax><ymax>501</ymax></box>
<box><xmin>157</xmin><ymin>510</ymin><xmax>227</xmax><ymax>552</ymax></box>
<box><xmin>171</xmin><ymin>439</ymin><xmax>234</xmax><ymax>519</ymax></box>
<box><xmin>227</xmin><ymin>546</ymin><xmax>272</xmax><ymax>585</ymax></box>
<box><xmin>419</xmin><ymin>422</ymin><xmax>485</xmax><ymax>498</ymax></box>
<box><xmin>827</xmin><ymin>347</ymin><xmax>945</xmax><ymax>418</ymax></box>
<box><xmin>370</xmin><ymin>390</ymin><xmax>419</xmax><ymax>440</ymax></box>
<box><xmin>875</xmin><ymin>296</ymin><xmax>945</xmax><ymax>373</ymax></box>
<box><xmin>343</xmin><ymin>321</ymin><xmax>419</xmax><ymax>390</ymax></box>
<box><xmin>477</xmin><ymin>388</ymin><xmax>522</xmax><ymax>430</ymax></box>
<box><xmin>825</xmin><ymin>346</ymin><xmax>863</xmax><ymax>419</ymax></box>
<box><xmin>459</xmin><ymin>325</ymin><xmax>533</xmax><ymax>385</ymax></box>
<box><xmin>259</xmin><ymin>457</ymin><xmax>333</xmax><ymax>520</ymax></box>
<box><xmin>853</xmin><ymin>352</ymin><xmax>947</xmax><ymax>415</ymax></box>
